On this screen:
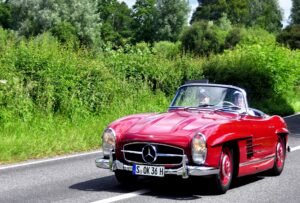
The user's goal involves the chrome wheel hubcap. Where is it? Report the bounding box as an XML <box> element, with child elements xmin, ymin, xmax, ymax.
<box><xmin>276</xmin><ymin>141</ymin><xmax>284</xmax><ymax>168</ymax></box>
<box><xmin>221</xmin><ymin>152</ymin><xmax>231</xmax><ymax>185</ymax></box>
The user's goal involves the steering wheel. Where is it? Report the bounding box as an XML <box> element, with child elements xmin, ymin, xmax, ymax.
<box><xmin>220</xmin><ymin>101</ymin><xmax>236</xmax><ymax>107</ymax></box>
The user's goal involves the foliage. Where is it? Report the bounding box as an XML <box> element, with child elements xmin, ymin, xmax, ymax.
<box><xmin>50</xmin><ymin>21</ymin><xmax>79</xmax><ymax>46</ymax></box>
<box><xmin>98</xmin><ymin>0</ymin><xmax>133</xmax><ymax>47</ymax></box>
<box><xmin>152</xmin><ymin>41</ymin><xmax>182</xmax><ymax>59</ymax></box>
<box><xmin>0</xmin><ymin>2</ymin><xmax>12</xmax><ymax>29</ymax></box>
<box><xmin>180</xmin><ymin>20</ymin><xmax>230</xmax><ymax>56</ymax></box>
<box><xmin>246</xmin><ymin>0</ymin><xmax>282</xmax><ymax>33</ymax></box>
<box><xmin>131</xmin><ymin>0</ymin><xmax>190</xmax><ymax>43</ymax></box>
<box><xmin>0</xmin><ymin>30</ymin><xmax>203</xmax><ymax>121</ymax></box>
<box><xmin>100</xmin><ymin>45</ymin><xmax>204</xmax><ymax>96</ymax></box>
<box><xmin>291</xmin><ymin>0</ymin><xmax>300</xmax><ymax>24</ymax></box>
<box><xmin>7</xmin><ymin>0</ymin><xmax>101</xmax><ymax>47</ymax></box>
<box><xmin>203</xmin><ymin>43</ymin><xmax>300</xmax><ymax>115</ymax></box>
<box><xmin>131</xmin><ymin>0</ymin><xmax>157</xmax><ymax>43</ymax></box>
<box><xmin>277</xmin><ymin>24</ymin><xmax>300</xmax><ymax>49</ymax></box>
<box><xmin>155</xmin><ymin>0</ymin><xmax>190</xmax><ymax>42</ymax></box>
<box><xmin>225</xmin><ymin>27</ymin><xmax>276</xmax><ymax>49</ymax></box>
<box><xmin>191</xmin><ymin>0</ymin><xmax>282</xmax><ymax>33</ymax></box>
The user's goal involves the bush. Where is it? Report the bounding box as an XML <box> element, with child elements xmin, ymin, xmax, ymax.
<box><xmin>0</xmin><ymin>30</ymin><xmax>205</xmax><ymax>122</ymax></box>
<box><xmin>180</xmin><ymin>21</ymin><xmax>228</xmax><ymax>56</ymax></box>
<box><xmin>277</xmin><ymin>24</ymin><xmax>300</xmax><ymax>49</ymax></box>
<box><xmin>152</xmin><ymin>41</ymin><xmax>181</xmax><ymax>59</ymax></box>
<box><xmin>50</xmin><ymin>22</ymin><xmax>79</xmax><ymax>47</ymax></box>
<box><xmin>203</xmin><ymin>43</ymin><xmax>300</xmax><ymax>115</ymax></box>
<box><xmin>100</xmin><ymin>45</ymin><xmax>204</xmax><ymax>96</ymax></box>
<box><xmin>225</xmin><ymin>27</ymin><xmax>276</xmax><ymax>49</ymax></box>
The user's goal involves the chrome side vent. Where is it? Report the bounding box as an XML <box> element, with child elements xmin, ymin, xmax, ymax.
<box><xmin>246</xmin><ymin>138</ymin><xmax>254</xmax><ymax>158</ymax></box>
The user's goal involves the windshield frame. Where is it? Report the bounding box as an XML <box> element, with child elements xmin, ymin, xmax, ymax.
<box><xmin>169</xmin><ymin>83</ymin><xmax>249</xmax><ymax>114</ymax></box>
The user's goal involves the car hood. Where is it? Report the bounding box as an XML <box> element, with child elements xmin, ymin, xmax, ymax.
<box><xmin>114</xmin><ymin>110</ymin><xmax>235</xmax><ymax>147</ymax></box>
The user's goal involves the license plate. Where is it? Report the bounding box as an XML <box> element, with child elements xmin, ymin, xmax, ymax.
<box><xmin>133</xmin><ymin>164</ymin><xmax>165</xmax><ymax>177</ymax></box>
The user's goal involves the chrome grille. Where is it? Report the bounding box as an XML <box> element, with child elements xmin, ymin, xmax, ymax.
<box><xmin>122</xmin><ymin>143</ymin><xmax>184</xmax><ymax>166</ymax></box>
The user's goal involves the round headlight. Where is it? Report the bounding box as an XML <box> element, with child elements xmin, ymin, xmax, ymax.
<box><xmin>192</xmin><ymin>133</ymin><xmax>207</xmax><ymax>165</ymax></box>
<box><xmin>102</xmin><ymin>128</ymin><xmax>116</xmax><ymax>157</ymax></box>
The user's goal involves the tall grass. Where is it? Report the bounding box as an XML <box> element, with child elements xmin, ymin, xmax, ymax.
<box><xmin>0</xmin><ymin>90</ymin><xmax>169</xmax><ymax>164</ymax></box>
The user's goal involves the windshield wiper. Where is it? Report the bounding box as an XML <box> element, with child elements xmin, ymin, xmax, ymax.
<box><xmin>198</xmin><ymin>104</ymin><xmax>215</xmax><ymax>108</ymax></box>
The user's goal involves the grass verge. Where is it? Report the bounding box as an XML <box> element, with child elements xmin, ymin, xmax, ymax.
<box><xmin>0</xmin><ymin>91</ymin><xmax>169</xmax><ymax>164</ymax></box>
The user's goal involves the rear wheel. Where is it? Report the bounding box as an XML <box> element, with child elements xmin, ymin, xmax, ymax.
<box><xmin>269</xmin><ymin>137</ymin><xmax>285</xmax><ymax>176</ymax></box>
<box><xmin>214</xmin><ymin>147</ymin><xmax>234</xmax><ymax>194</ymax></box>
<box><xmin>115</xmin><ymin>170</ymin><xmax>138</xmax><ymax>185</ymax></box>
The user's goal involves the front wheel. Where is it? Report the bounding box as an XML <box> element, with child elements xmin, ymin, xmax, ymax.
<box><xmin>214</xmin><ymin>147</ymin><xmax>234</xmax><ymax>194</ymax></box>
<box><xmin>269</xmin><ymin>137</ymin><xmax>286</xmax><ymax>176</ymax></box>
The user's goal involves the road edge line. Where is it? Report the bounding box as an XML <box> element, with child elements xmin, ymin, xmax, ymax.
<box><xmin>0</xmin><ymin>150</ymin><xmax>101</xmax><ymax>170</ymax></box>
<box><xmin>289</xmin><ymin>145</ymin><xmax>300</xmax><ymax>152</ymax></box>
<box><xmin>90</xmin><ymin>189</ymin><xmax>150</xmax><ymax>203</ymax></box>
<box><xmin>283</xmin><ymin>113</ymin><xmax>300</xmax><ymax>119</ymax></box>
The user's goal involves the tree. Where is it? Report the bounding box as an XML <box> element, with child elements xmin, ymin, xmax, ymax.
<box><xmin>7</xmin><ymin>0</ymin><xmax>102</xmax><ymax>47</ymax></box>
<box><xmin>277</xmin><ymin>24</ymin><xmax>300</xmax><ymax>49</ymax></box>
<box><xmin>50</xmin><ymin>21</ymin><xmax>79</xmax><ymax>45</ymax></box>
<box><xmin>291</xmin><ymin>0</ymin><xmax>300</xmax><ymax>24</ymax></box>
<box><xmin>247</xmin><ymin>0</ymin><xmax>282</xmax><ymax>32</ymax></box>
<box><xmin>191</xmin><ymin>0</ymin><xmax>282</xmax><ymax>32</ymax></box>
<box><xmin>181</xmin><ymin>20</ymin><xmax>229</xmax><ymax>56</ymax></box>
<box><xmin>156</xmin><ymin>0</ymin><xmax>189</xmax><ymax>42</ymax></box>
<box><xmin>191</xmin><ymin>0</ymin><xmax>232</xmax><ymax>23</ymax></box>
<box><xmin>98</xmin><ymin>0</ymin><xmax>133</xmax><ymax>47</ymax></box>
<box><xmin>131</xmin><ymin>0</ymin><xmax>157</xmax><ymax>43</ymax></box>
<box><xmin>0</xmin><ymin>2</ymin><xmax>12</xmax><ymax>29</ymax></box>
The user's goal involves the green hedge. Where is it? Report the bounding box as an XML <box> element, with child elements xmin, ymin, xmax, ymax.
<box><xmin>0</xmin><ymin>30</ymin><xmax>204</xmax><ymax>122</ymax></box>
<box><xmin>0</xmin><ymin>27</ymin><xmax>298</xmax><ymax>122</ymax></box>
<box><xmin>203</xmin><ymin>43</ymin><xmax>300</xmax><ymax>115</ymax></box>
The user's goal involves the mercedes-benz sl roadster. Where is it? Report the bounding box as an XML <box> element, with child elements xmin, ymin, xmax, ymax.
<box><xmin>95</xmin><ymin>82</ymin><xmax>288</xmax><ymax>194</ymax></box>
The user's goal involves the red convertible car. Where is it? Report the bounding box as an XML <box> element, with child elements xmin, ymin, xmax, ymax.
<box><xmin>96</xmin><ymin>82</ymin><xmax>288</xmax><ymax>194</ymax></box>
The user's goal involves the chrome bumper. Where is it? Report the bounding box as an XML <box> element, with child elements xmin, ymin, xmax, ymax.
<box><xmin>95</xmin><ymin>157</ymin><xmax>219</xmax><ymax>178</ymax></box>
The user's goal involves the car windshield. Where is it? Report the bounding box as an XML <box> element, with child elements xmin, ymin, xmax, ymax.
<box><xmin>171</xmin><ymin>85</ymin><xmax>247</xmax><ymax>113</ymax></box>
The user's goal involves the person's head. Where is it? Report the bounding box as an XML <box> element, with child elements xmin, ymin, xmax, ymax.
<box><xmin>199</xmin><ymin>89</ymin><xmax>209</xmax><ymax>105</ymax></box>
<box><xmin>233</xmin><ymin>91</ymin><xmax>244</xmax><ymax>108</ymax></box>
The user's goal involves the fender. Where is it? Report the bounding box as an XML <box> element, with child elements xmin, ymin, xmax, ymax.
<box><xmin>209</xmin><ymin>132</ymin><xmax>252</xmax><ymax>147</ymax></box>
<box><xmin>275</xmin><ymin>127</ymin><xmax>289</xmax><ymax>135</ymax></box>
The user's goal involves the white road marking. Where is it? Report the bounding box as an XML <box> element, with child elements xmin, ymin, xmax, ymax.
<box><xmin>0</xmin><ymin>150</ymin><xmax>101</xmax><ymax>170</ymax></box>
<box><xmin>90</xmin><ymin>189</ymin><xmax>150</xmax><ymax>203</ymax></box>
<box><xmin>289</xmin><ymin>146</ymin><xmax>300</xmax><ymax>152</ymax></box>
<box><xmin>284</xmin><ymin>113</ymin><xmax>300</xmax><ymax>119</ymax></box>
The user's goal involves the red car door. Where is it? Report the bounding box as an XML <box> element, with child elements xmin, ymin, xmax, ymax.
<box><xmin>242</xmin><ymin>115</ymin><xmax>277</xmax><ymax>162</ymax></box>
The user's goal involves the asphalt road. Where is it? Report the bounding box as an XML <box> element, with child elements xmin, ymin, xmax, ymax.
<box><xmin>0</xmin><ymin>115</ymin><xmax>299</xmax><ymax>203</ymax></box>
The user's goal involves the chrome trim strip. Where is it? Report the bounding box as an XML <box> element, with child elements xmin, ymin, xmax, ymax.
<box><xmin>95</xmin><ymin>158</ymin><xmax>220</xmax><ymax>177</ymax></box>
<box><xmin>121</xmin><ymin>150</ymin><xmax>142</xmax><ymax>155</ymax></box>
<box><xmin>123</xmin><ymin>159</ymin><xmax>182</xmax><ymax>166</ymax></box>
<box><xmin>156</xmin><ymin>153</ymin><xmax>184</xmax><ymax>157</ymax></box>
<box><xmin>239</xmin><ymin>155</ymin><xmax>275</xmax><ymax>167</ymax></box>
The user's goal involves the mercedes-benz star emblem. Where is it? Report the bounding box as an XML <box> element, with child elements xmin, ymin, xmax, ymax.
<box><xmin>142</xmin><ymin>145</ymin><xmax>157</xmax><ymax>163</ymax></box>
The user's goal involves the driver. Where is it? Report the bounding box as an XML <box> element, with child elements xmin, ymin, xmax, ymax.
<box><xmin>199</xmin><ymin>89</ymin><xmax>210</xmax><ymax>105</ymax></box>
<box><xmin>233</xmin><ymin>91</ymin><xmax>245</xmax><ymax>111</ymax></box>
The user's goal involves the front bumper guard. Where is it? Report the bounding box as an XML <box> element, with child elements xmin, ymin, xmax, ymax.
<box><xmin>95</xmin><ymin>156</ymin><xmax>219</xmax><ymax>179</ymax></box>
